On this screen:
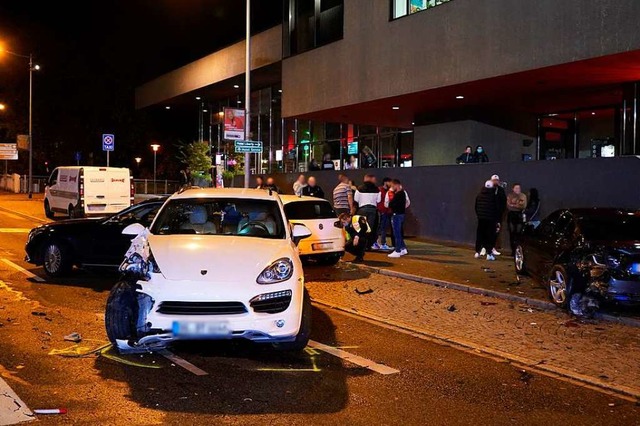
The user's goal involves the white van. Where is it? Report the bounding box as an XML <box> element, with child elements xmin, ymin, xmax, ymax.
<box><xmin>44</xmin><ymin>166</ymin><xmax>133</xmax><ymax>218</ymax></box>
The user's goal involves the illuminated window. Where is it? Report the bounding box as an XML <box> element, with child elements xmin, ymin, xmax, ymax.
<box><xmin>391</xmin><ymin>0</ymin><xmax>453</xmax><ymax>19</ymax></box>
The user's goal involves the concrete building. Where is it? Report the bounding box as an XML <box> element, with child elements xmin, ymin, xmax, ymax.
<box><xmin>136</xmin><ymin>0</ymin><xmax>640</xmax><ymax>245</ymax></box>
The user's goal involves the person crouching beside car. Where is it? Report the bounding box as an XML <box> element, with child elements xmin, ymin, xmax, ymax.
<box><xmin>339</xmin><ymin>212</ymin><xmax>371</xmax><ymax>263</ymax></box>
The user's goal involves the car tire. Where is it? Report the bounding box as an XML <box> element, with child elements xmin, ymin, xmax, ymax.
<box><xmin>273</xmin><ymin>289</ymin><xmax>312</xmax><ymax>352</ymax></box>
<box><xmin>514</xmin><ymin>245</ymin><xmax>526</xmax><ymax>275</ymax></box>
<box><xmin>548</xmin><ymin>265</ymin><xmax>574</xmax><ymax>308</ymax></box>
<box><xmin>42</xmin><ymin>242</ymin><xmax>73</xmax><ymax>277</ymax></box>
<box><xmin>44</xmin><ymin>200</ymin><xmax>54</xmax><ymax>219</ymax></box>
<box><xmin>105</xmin><ymin>280</ymin><xmax>140</xmax><ymax>344</ymax></box>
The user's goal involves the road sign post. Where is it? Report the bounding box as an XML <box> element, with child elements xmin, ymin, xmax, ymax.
<box><xmin>102</xmin><ymin>134</ymin><xmax>114</xmax><ymax>166</ymax></box>
<box><xmin>234</xmin><ymin>140</ymin><xmax>263</xmax><ymax>154</ymax></box>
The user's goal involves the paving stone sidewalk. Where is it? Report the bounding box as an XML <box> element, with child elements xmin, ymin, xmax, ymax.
<box><xmin>305</xmin><ymin>263</ymin><xmax>640</xmax><ymax>398</ymax></box>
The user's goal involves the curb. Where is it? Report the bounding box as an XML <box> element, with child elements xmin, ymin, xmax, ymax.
<box><xmin>352</xmin><ymin>263</ymin><xmax>640</xmax><ymax>329</ymax></box>
<box><xmin>312</xmin><ymin>298</ymin><xmax>640</xmax><ymax>401</ymax></box>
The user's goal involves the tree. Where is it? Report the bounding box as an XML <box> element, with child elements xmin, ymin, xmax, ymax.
<box><xmin>177</xmin><ymin>141</ymin><xmax>212</xmax><ymax>183</ymax></box>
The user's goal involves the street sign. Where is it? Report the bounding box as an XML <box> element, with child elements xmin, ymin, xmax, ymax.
<box><xmin>234</xmin><ymin>140</ymin><xmax>263</xmax><ymax>154</ymax></box>
<box><xmin>0</xmin><ymin>143</ymin><xmax>18</xmax><ymax>160</ymax></box>
<box><xmin>102</xmin><ymin>134</ymin><xmax>115</xmax><ymax>151</ymax></box>
<box><xmin>16</xmin><ymin>135</ymin><xmax>29</xmax><ymax>151</ymax></box>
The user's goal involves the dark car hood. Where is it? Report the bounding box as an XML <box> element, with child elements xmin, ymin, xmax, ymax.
<box><xmin>36</xmin><ymin>218</ymin><xmax>105</xmax><ymax>232</ymax></box>
<box><xmin>587</xmin><ymin>240</ymin><xmax>640</xmax><ymax>255</ymax></box>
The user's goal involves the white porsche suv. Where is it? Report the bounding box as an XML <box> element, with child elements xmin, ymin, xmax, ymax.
<box><xmin>105</xmin><ymin>188</ymin><xmax>313</xmax><ymax>353</ymax></box>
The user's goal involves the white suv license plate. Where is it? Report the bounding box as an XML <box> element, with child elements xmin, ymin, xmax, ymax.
<box><xmin>172</xmin><ymin>321</ymin><xmax>230</xmax><ymax>337</ymax></box>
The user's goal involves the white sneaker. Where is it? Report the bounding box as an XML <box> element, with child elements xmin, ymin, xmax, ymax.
<box><xmin>400</xmin><ymin>248</ymin><xmax>408</xmax><ymax>255</ymax></box>
<box><xmin>480</xmin><ymin>248</ymin><xmax>487</xmax><ymax>256</ymax></box>
<box><xmin>491</xmin><ymin>249</ymin><xmax>501</xmax><ymax>256</ymax></box>
<box><xmin>388</xmin><ymin>251</ymin><xmax>402</xmax><ymax>258</ymax></box>
<box><xmin>486</xmin><ymin>254</ymin><xmax>496</xmax><ymax>261</ymax></box>
<box><xmin>474</xmin><ymin>252</ymin><xmax>480</xmax><ymax>259</ymax></box>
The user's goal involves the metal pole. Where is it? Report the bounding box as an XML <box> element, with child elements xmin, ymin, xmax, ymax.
<box><xmin>28</xmin><ymin>54</ymin><xmax>33</xmax><ymax>198</ymax></box>
<box><xmin>153</xmin><ymin>151</ymin><xmax>157</xmax><ymax>194</ymax></box>
<box><xmin>107</xmin><ymin>150</ymin><xmax>110</xmax><ymax>167</ymax></box>
<box><xmin>244</xmin><ymin>0</ymin><xmax>251</xmax><ymax>188</ymax></box>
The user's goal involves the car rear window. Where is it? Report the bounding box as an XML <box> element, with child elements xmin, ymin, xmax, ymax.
<box><xmin>284</xmin><ymin>201</ymin><xmax>336</xmax><ymax>220</ymax></box>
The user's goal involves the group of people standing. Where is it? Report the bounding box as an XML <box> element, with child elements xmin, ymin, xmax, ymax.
<box><xmin>332</xmin><ymin>174</ymin><xmax>410</xmax><ymax>262</ymax></box>
<box><xmin>474</xmin><ymin>174</ymin><xmax>540</xmax><ymax>260</ymax></box>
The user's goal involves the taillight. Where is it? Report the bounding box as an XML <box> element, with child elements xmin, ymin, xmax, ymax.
<box><xmin>130</xmin><ymin>177</ymin><xmax>135</xmax><ymax>203</ymax></box>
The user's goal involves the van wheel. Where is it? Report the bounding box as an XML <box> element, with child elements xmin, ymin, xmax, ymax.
<box><xmin>68</xmin><ymin>205</ymin><xmax>76</xmax><ymax>219</ymax></box>
<box><xmin>105</xmin><ymin>281</ymin><xmax>140</xmax><ymax>344</ymax></box>
<box><xmin>44</xmin><ymin>200</ymin><xmax>54</xmax><ymax>219</ymax></box>
<box><xmin>42</xmin><ymin>242</ymin><xmax>72</xmax><ymax>277</ymax></box>
<box><xmin>272</xmin><ymin>290</ymin><xmax>311</xmax><ymax>352</ymax></box>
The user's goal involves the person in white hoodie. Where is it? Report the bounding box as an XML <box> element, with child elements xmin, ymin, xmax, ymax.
<box><xmin>292</xmin><ymin>174</ymin><xmax>307</xmax><ymax>196</ymax></box>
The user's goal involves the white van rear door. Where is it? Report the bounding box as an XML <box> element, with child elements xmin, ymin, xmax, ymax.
<box><xmin>83</xmin><ymin>168</ymin><xmax>131</xmax><ymax>215</ymax></box>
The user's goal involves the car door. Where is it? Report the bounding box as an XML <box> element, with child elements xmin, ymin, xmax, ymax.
<box><xmin>535</xmin><ymin>211</ymin><xmax>576</xmax><ymax>278</ymax></box>
<box><xmin>525</xmin><ymin>211</ymin><xmax>562</xmax><ymax>278</ymax></box>
<box><xmin>88</xmin><ymin>202</ymin><xmax>161</xmax><ymax>266</ymax></box>
<box><xmin>46</xmin><ymin>169</ymin><xmax>60</xmax><ymax>210</ymax></box>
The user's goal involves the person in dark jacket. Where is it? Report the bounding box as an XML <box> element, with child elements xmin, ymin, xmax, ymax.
<box><xmin>302</xmin><ymin>176</ymin><xmax>325</xmax><ymax>199</ymax></box>
<box><xmin>339</xmin><ymin>212</ymin><xmax>370</xmax><ymax>263</ymax></box>
<box><xmin>475</xmin><ymin>145</ymin><xmax>489</xmax><ymax>163</ymax></box>
<box><xmin>265</xmin><ymin>177</ymin><xmax>281</xmax><ymax>194</ymax></box>
<box><xmin>490</xmin><ymin>174</ymin><xmax>507</xmax><ymax>256</ymax></box>
<box><xmin>456</xmin><ymin>146</ymin><xmax>476</xmax><ymax>164</ymax></box>
<box><xmin>475</xmin><ymin>180</ymin><xmax>500</xmax><ymax>261</ymax></box>
<box><xmin>386</xmin><ymin>179</ymin><xmax>409</xmax><ymax>258</ymax></box>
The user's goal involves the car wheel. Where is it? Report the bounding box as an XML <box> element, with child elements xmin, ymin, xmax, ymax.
<box><xmin>42</xmin><ymin>242</ymin><xmax>72</xmax><ymax>277</ymax></box>
<box><xmin>273</xmin><ymin>289</ymin><xmax>312</xmax><ymax>352</ymax></box>
<box><xmin>514</xmin><ymin>245</ymin><xmax>526</xmax><ymax>275</ymax></box>
<box><xmin>105</xmin><ymin>281</ymin><xmax>140</xmax><ymax>344</ymax></box>
<box><xmin>44</xmin><ymin>200</ymin><xmax>54</xmax><ymax>219</ymax></box>
<box><xmin>548</xmin><ymin>265</ymin><xmax>572</xmax><ymax>308</ymax></box>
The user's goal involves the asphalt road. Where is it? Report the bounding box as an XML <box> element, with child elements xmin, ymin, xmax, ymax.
<box><xmin>0</xmin><ymin>206</ymin><xmax>639</xmax><ymax>425</ymax></box>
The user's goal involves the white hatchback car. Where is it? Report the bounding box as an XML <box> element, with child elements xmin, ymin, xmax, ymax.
<box><xmin>280</xmin><ymin>195</ymin><xmax>345</xmax><ymax>265</ymax></box>
<box><xmin>105</xmin><ymin>188</ymin><xmax>313</xmax><ymax>353</ymax></box>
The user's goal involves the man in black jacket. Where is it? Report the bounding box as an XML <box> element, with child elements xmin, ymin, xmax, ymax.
<box><xmin>339</xmin><ymin>213</ymin><xmax>370</xmax><ymax>263</ymax></box>
<box><xmin>490</xmin><ymin>174</ymin><xmax>507</xmax><ymax>256</ymax></box>
<box><xmin>354</xmin><ymin>174</ymin><xmax>381</xmax><ymax>249</ymax></box>
<box><xmin>456</xmin><ymin>146</ymin><xmax>476</xmax><ymax>164</ymax></box>
<box><xmin>475</xmin><ymin>180</ymin><xmax>500</xmax><ymax>261</ymax></box>
<box><xmin>302</xmin><ymin>176</ymin><xmax>325</xmax><ymax>198</ymax></box>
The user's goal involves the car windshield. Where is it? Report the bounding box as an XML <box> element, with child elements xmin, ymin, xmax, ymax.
<box><xmin>578</xmin><ymin>215</ymin><xmax>640</xmax><ymax>241</ymax></box>
<box><xmin>150</xmin><ymin>198</ymin><xmax>285</xmax><ymax>239</ymax></box>
<box><xmin>284</xmin><ymin>200</ymin><xmax>336</xmax><ymax>220</ymax></box>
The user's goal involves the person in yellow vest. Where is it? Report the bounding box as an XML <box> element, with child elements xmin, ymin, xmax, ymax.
<box><xmin>338</xmin><ymin>212</ymin><xmax>371</xmax><ymax>263</ymax></box>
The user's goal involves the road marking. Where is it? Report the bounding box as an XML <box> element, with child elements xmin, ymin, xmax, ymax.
<box><xmin>1</xmin><ymin>259</ymin><xmax>45</xmax><ymax>282</ymax></box>
<box><xmin>0</xmin><ymin>228</ymin><xmax>31</xmax><ymax>233</ymax></box>
<box><xmin>308</xmin><ymin>340</ymin><xmax>400</xmax><ymax>375</ymax></box>
<box><xmin>158</xmin><ymin>349</ymin><xmax>209</xmax><ymax>376</ymax></box>
<box><xmin>0</xmin><ymin>206</ymin><xmax>47</xmax><ymax>224</ymax></box>
<box><xmin>0</xmin><ymin>373</ymin><xmax>35</xmax><ymax>424</ymax></box>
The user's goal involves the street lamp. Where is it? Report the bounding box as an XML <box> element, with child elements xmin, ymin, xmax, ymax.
<box><xmin>150</xmin><ymin>144</ymin><xmax>160</xmax><ymax>194</ymax></box>
<box><xmin>0</xmin><ymin>103</ymin><xmax>6</xmax><ymax>111</ymax></box>
<box><xmin>0</xmin><ymin>45</ymin><xmax>40</xmax><ymax>198</ymax></box>
<box><xmin>134</xmin><ymin>157</ymin><xmax>142</xmax><ymax>177</ymax></box>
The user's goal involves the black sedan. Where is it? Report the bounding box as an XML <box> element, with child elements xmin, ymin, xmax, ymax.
<box><xmin>25</xmin><ymin>198</ymin><xmax>165</xmax><ymax>277</ymax></box>
<box><xmin>515</xmin><ymin>208</ymin><xmax>640</xmax><ymax>316</ymax></box>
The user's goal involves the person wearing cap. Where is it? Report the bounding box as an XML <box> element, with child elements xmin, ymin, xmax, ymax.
<box><xmin>475</xmin><ymin>180</ymin><xmax>501</xmax><ymax>261</ymax></box>
<box><xmin>490</xmin><ymin>174</ymin><xmax>507</xmax><ymax>256</ymax></box>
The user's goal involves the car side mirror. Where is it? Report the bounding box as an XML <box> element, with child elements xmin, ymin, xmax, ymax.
<box><xmin>122</xmin><ymin>223</ymin><xmax>146</xmax><ymax>236</ymax></box>
<box><xmin>292</xmin><ymin>223</ymin><xmax>312</xmax><ymax>245</ymax></box>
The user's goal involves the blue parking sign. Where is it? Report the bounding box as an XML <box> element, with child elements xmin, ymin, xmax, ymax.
<box><xmin>102</xmin><ymin>134</ymin><xmax>115</xmax><ymax>151</ymax></box>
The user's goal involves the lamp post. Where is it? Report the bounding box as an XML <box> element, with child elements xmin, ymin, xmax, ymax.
<box><xmin>244</xmin><ymin>0</ymin><xmax>251</xmax><ymax>188</ymax></box>
<box><xmin>134</xmin><ymin>157</ymin><xmax>141</xmax><ymax>176</ymax></box>
<box><xmin>150</xmin><ymin>144</ymin><xmax>160</xmax><ymax>194</ymax></box>
<box><xmin>0</xmin><ymin>46</ymin><xmax>40</xmax><ymax>198</ymax></box>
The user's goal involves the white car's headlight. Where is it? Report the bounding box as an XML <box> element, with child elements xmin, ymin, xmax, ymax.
<box><xmin>257</xmin><ymin>258</ymin><xmax>294</xmax><ymax>284</ymax></box>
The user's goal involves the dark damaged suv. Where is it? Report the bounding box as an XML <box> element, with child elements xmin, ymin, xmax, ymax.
<box><xmin>515</xmin><ymin>208</ymin><xmax>640</xmax><ymax>316</ymax></box>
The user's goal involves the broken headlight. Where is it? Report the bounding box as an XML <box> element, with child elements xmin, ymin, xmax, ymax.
<box><xmin>120</xmin><ymin>253</ymin><xmax>149</xmax><ymax>276</ymax></box>
<box><xmin>590</xmin><ymin>253</ymin><xmax>621</xmax><ymax>269</ymax></box>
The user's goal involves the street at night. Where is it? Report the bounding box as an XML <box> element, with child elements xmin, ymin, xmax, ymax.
<box><xmin>0</xmin><ymin>197</ymin><xmax>639</xmax><ymax>425</ymax></box>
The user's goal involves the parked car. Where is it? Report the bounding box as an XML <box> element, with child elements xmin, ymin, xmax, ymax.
<box><xmin>280</xmin><ymin>194</ymin><xmax>345</xmax><ymax>265</ymax></box>
<box><xmin>515</xmin><ymin>208</ymin><xmax>640</xmax><ymax>316</ymax></box>
<box><xmin>105</xmin><ymin>188</ymin><xmax>313</xmax><ymax>354</ymax></box>
<box><xmin>25</xmin><ymin>198</ymin><xmax>165</xmax><ymax>277</ymax></box>
<box><xmin>44</xmin><ymin>166</ymin><xmax>133</xmax><ymax>219</ymax></box>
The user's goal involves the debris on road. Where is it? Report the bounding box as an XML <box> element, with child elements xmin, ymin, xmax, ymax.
<box><xmin>562</xmin><ymin>320</ymin><xmax>581</xmax><ymax>328</ymax></box>
<box><xmin>446</xmin><ymin>304</ymin><xmax>457</xmax><ymax>312</ymax></box>
<box><xmin>480</xmin><ymin>301</ymin><xmax>498</xmax><ymax>306</ymax></box>
<box><xmin>519</xmin><ymin>370</ymin><xmax>533</xmax><ymax>384</ymax></box>
<box><xmin>34</xmin><ymin>408</ymin><xmax>67</xmax><ymax>415</ymax></box>
<box><xmin>64</xmin><ymin>332</ymin><xmax>82</xmax><ymax>343</ymax></box>
<box><xmin>31</xmin><ymin>311</ymin><xmax>47</xmax><ymax>317</ymax></box>
<box><xmin>355</xmin><ymin>288</ymin><xmax>374</xmax><ymax>295</ymax></box>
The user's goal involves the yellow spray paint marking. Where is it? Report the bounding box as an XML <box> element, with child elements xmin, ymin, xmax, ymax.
<box><xmin>257</xmin><ymin>347</ymin><xmax>322</xmax><ymax>372</ymax></box>
<box><xmin>48</xmin><ymin>340</ymin><xmax>111</xmax><ymax>358</ymax></box>
<box><xmin>99</xmin><ymin>346</ymin><xmax>162</xmax><ymax>369</ymax></box>
<box><xmin>0</xmin><ymin>228</ymin><xmax>30</xmax><ymax>233</ymax></box>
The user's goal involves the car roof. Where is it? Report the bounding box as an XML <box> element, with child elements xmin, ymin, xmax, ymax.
<box><xmin>279</xmin><ymin>194</ymin><xmax>330</xmax><ymax>204</ymax></box>
<box><xmin>169</xmin><ymin>187</ymin><xmax>280</xmax><ymax>201</ymax></box>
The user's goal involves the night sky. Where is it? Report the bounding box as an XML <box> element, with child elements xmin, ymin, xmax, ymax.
<box><xmin>0</xmin><ymin>0</ymin><xmax>282</xmax><ymax>178</ymax></box>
